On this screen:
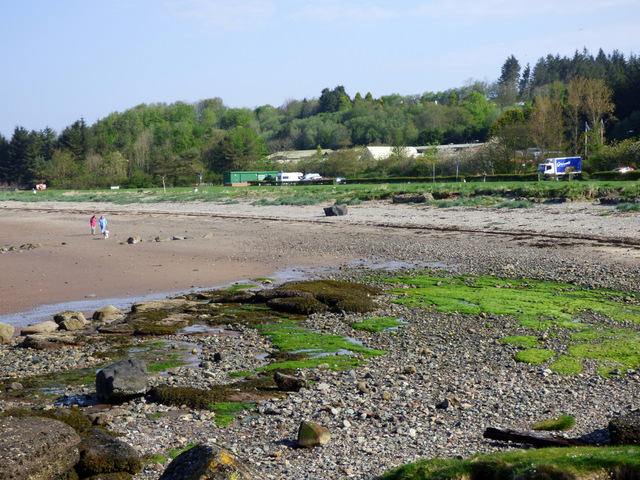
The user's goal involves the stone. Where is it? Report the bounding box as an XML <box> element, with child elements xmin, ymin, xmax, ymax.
<box><xmin>6</xmin><ymin>382</ymin><xmax>23</xmax><ymax>392</ymax></box>
<box><xmin>127</xmin><ymin>236</ymin><xmax>142</xmax><ymax>244</ymax></box>
<box><xmin>609</xmin><ymin>410</ymin><xmax>640</xmax><ymax>445</ymax></box>
<box><xmin>323</xmin><ymin>204</ymin><xmax>348</xmax><ymax>216</ymax></box>
<box><xmin>0</xmin><ymin>322</ymin><xmax>14</xmax><ymax>343</ymax></box>
<box><xmin>0</xmin><ymin>416</ymin><xmax>81</xmax><ymax>480</ymax></box>
<box><xmin>20</xmin><ymin>334</ymin><xmax>82</xmax><ymax>350</ymax></box>
<box><xmin>297</xmin><ymin>420</ymin><xmax>331</xmax><ymax>448</ymax></box>
<box><xmin>131</xmin><ymin>299</ymin><xmax>196</xmax><ymax>313</ymax></box>
<box><xmin>76</xmin><ymin>428</ymin><xmax>143</xmax><ymax>477</ymax></box>
<box><xmin>93</xmin><ymin>305</ymin><xmax>122</xmax><ymax>322</ymax></box>
<box><xmin>96</xmin><ymin>359</ymin><xmax>148</xmax><ymax>402</ymax></box>
<box><xmin>20</xmin><ymin>320</ymin><xmax>58</xmax><ymax>335</ymax></box>
<box><xmin>158</xmin><ymin>443</ymin><xmax>261</xmax><ymax>480</ymax></box>
<box><xmin>274</xmin><ymin>371</ymin><xmax>309</xmax><ymax>392</ymax></box>
<box><xmin>54</xmin><ymin>310</ymin><xmax>88</xmax><ymax>331</ymax></box>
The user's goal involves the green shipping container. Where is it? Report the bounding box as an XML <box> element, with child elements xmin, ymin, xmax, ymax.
<box><xmin>223</xmin><ymin>171</ymin><xmax>278</xmax><ymax>186</ymax></box>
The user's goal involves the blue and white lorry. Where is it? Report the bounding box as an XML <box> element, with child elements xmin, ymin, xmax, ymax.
<box><xmin>537</xmin><ymin>157</ymin><xmax>581</xmax><ymax>177</ymax></box>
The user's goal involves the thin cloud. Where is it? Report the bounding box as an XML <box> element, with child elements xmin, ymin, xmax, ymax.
<box><xmin>165</xmin><ymin>0</ymin><xmax>276</xmax><ymax>31</ymax></box>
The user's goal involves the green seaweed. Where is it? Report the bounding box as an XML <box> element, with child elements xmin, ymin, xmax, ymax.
<box><xmin>514</xmin><ymin>348</ymin><xmax>556</xmax><ymax>365</ymax></box>
<box><xmin>350</xmin><ymin>317</ymin><xmax>405</xmax><ymax>333</ymax></box>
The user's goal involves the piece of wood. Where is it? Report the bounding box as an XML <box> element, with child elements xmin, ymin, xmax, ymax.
<box><xmin>483</xmin><ymin>427</ymin><xmax>589</xmax><ymax>448</ymax></box>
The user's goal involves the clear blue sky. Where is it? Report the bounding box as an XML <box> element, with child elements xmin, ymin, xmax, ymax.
<box><xmin>1</xmin><ymin>0</ymin><xmax>638</xmax><ymax>138</ymax></box>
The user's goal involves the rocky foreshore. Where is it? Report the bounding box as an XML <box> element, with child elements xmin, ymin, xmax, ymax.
<box><xmin>1</xmin><ymin>200</ymin><xmax>640</xmax><ymax>479</ymax></box>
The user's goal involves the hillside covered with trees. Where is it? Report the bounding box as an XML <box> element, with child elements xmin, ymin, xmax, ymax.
<box><xmin>1</xmin><ymin>48</ymin><xmax>639</xmax><ymax>189</ymax></box>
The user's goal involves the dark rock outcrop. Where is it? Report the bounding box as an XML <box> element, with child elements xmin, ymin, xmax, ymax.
<box><xmin>96</xmin><ymin>359</ymin><xmax>148</xmax><ymax>402</ymax></box>
<box><xmin>274</xmin><ymin>372</ymin><xmax>309</xmax><ymax>392</ymax></box>
<box><xmin>323</xmin><ymin>204</ymin><xmax>348</xmax><ymax>216</ymax></box>
<box><xmin>609</xmin><ymin>410</ymin><xmax>640</xmax><ymax>445</ymax></box>
<box><xmin>0</xmin><ymin>416</ymin><xmax>81</xmax><ymax>480</ymax></box>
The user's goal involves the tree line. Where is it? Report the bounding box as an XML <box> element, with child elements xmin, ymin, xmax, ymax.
<box><xmin>1</xmin><ymin>48</ymin><xmax>639</xmax><ymax>189</ymax></box>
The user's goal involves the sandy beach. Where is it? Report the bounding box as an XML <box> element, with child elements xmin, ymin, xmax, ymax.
<box><xmin>2</xmin><ymin>198</ymin><xmax>640</xmax><ymax>326</ymax></box>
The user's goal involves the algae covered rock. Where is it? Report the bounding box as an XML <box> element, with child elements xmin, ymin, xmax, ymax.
<box><xmin>158</xmin><ymin>443</ymin><xmax>261</xmax><ymax>480</ymax></box>
<box><xmin>266</xmin><ymin>296</ymin><xmax>328</xmax><ymax>315</ymax></box>
<box><xmin>77</xmin><ymin>428</ymin><xmax>143</xmax><ymax>477</ymax></box>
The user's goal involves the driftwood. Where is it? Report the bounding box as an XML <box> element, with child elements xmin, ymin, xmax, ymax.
<box><xmin>483</xmin><ymin>427</ymin><xmax>590</xmax><ymax>448</ymax></box>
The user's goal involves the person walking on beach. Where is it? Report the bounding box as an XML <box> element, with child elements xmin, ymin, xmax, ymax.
<box><xmin>99</xmin><ymin>215</ymin><xmax>108</xmax><ymax>236</ymax></box>
<box><xmin>90</xmin><ymin>215</ymin><xmax>97</xmax><ymax>235</ymax></box>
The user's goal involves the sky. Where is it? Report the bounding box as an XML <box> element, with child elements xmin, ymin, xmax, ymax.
<box><xmin>1</xmin><ymin>0</ymin><xmax>638</xmax><ymax>138</ymax></box>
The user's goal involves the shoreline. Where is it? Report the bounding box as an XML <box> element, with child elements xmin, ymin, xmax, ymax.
<box><xmin>1</xmin><ymin>199</ymin><xmax>639</xmax><ymax>327</ymax></box>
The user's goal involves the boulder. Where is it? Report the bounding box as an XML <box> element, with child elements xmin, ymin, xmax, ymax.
<box><xmin>76</xmin><ymin>428</ymin><xmax>143</xmax><ymax>477</ymax></box>
<box><xmin>96</xmin><ymin>359</ymin><xmax>148</xmax><ymax>402</ymax></box>
<box><xmin>93</xmin><ymin>305</ymin><xmax>123</xmax><ymax>322</ymax></box>
<box><xmin>0</xmin><ymin>416</ymin><xmax>81</xmax><ymax>480</ymax></box>
<box><xmin>0</xmin><ymin>322</ymin><xmax>14</xmax><ymax>343</ymax></box>
<box><xmin>54</xmin><ymin>310</ymin><xmax>88</xmax><ymax>331</ymax></box>
<box><xmin>130</xmin><ymin>299</ymin><xmax>196</xmax><ymax>313</ymax></box>
<box><xmin>297</xmin><ymin>420</ymin><xmax>331</xmax><ymax>448</ymax></box>
<box><xmin>274</xmin><ymin>372</ymin><xmax>309</xmax><ymax>392</ymax></box>
<box><xmin>158</xmin><ymin>443</ymin><xmax>261</xmax><ymax>480</ymax></box>
<box><xmin>20</xmin><ymin>333</ymin><xmax>82</xmax><ymax>350</ymax></box>
<box><xmin>20</xmin><ymin>320</ymin><xmax>59</xmax><ymax>335</ymax></box>
<box><xmin>323</xmin><ymin>204</ymin><xmax>348</xmax><ymax>216</ymax></box>
<box><xmin>609</xmin><ymin>410</ymin><xmax>640</xmax><ymax>445</ymax></box>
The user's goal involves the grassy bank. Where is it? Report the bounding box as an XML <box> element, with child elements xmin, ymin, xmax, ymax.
<box><xmin>2</xmin><ymin>180</ymin><xmax>640</xmax><ymax>208</ymax></box>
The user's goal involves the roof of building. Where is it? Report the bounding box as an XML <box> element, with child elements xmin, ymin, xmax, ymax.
<box><xmin>267</xmin><ymin>149</ymin><xmax>334</xmax><ymax>161</ymax></box>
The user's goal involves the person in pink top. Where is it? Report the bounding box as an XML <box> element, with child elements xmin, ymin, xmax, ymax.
<box><xmin>90</xmin><ymin>215</ymin><xmax>97</xmax><ymax>235</ymax></box>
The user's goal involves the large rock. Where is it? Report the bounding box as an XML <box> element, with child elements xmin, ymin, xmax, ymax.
<box><xmin>54</xmin><ymin>310</ymin><xmax>88</xmax><ymax>331</ymax></box>
<box><xmin>609</xmin><ymin>410</ymin><xmax>640</xmax><ymax>445</ymax></box>
<box><xmin>20</xmin><ymin>333</ymin><xmax>83</xmax><ymax>350</ymax></box>
<box><xmin>323</xmin><ymin>204</ymin><xmax>348</xmax><ymax>216</ymax></box>
<box><xmin>274</xmin><ymin>372</ymin><xmax>309</xmax><ymax>392</ymax></box>
<box><xmin>76</xmin><ymin>428</ymin><xmax>143</xmax><ymax>477</ymax></box>
<box><xmin>0</xmin><ymin>416</ymin><xmax>81</xmax><ymax>480</ymax></box>
<box><xmin>20</xmin><ymin>320</ymin><xmax>58</xmax><ymax>335</ymax></box>
<box><xmin>93</xmin><ymin>305</ymin><xmax>122</xmax><ymax>322</ymax></box>
<box><xmin>96</xmin><ymin>359</ymin><xmax>148</xmax><ymax>402</ymax></box>
<box><xmin>297</xmin><ymin>420</ymin><xmax>331</xmax><ymax>448</ymax></box>
<box><xmin>158</xmin><ymin>443</ymin><xmax>261</xmax><ymax>480</ymax></box>
<box><xmin>130</xmin><ymin>299</ymin><xmax>196</xmax><ymax>313</ymax></box>
<box><xmin>0</xmin><ymin>322</ymin><xmax>14</xmax><ymax>343</ymax></box>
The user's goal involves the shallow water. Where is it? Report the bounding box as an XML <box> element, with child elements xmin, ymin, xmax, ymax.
<box><xmin>0</xmin><ymin>259</ymin><xmax>444</xmax><ymax>329</ymax></box>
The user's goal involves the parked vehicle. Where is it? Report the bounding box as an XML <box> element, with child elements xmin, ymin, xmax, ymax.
<box><xmin>276</xmin><ymin>172</ymin><xmax>303</xmax><ymax>182</ymax></box>
<box><xmin>301</xmin><ymin>173</ymin><xmax>323</xmax><ymax>181</ymax></box>
<box><xmin>613</xmin><ymin>167</ymin><xmax>635</xmax><ymax>173</ymax></box>
<box><xmin>537</xmin><ymin>157</ymin><xmax>581</xmax><ymax>177</ymax></box>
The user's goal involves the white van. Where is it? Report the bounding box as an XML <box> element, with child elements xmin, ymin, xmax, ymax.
<box><xmin>276</xmin><ymin>172</ymin><xmax>303</xmax><ymax>182</ymax></box>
